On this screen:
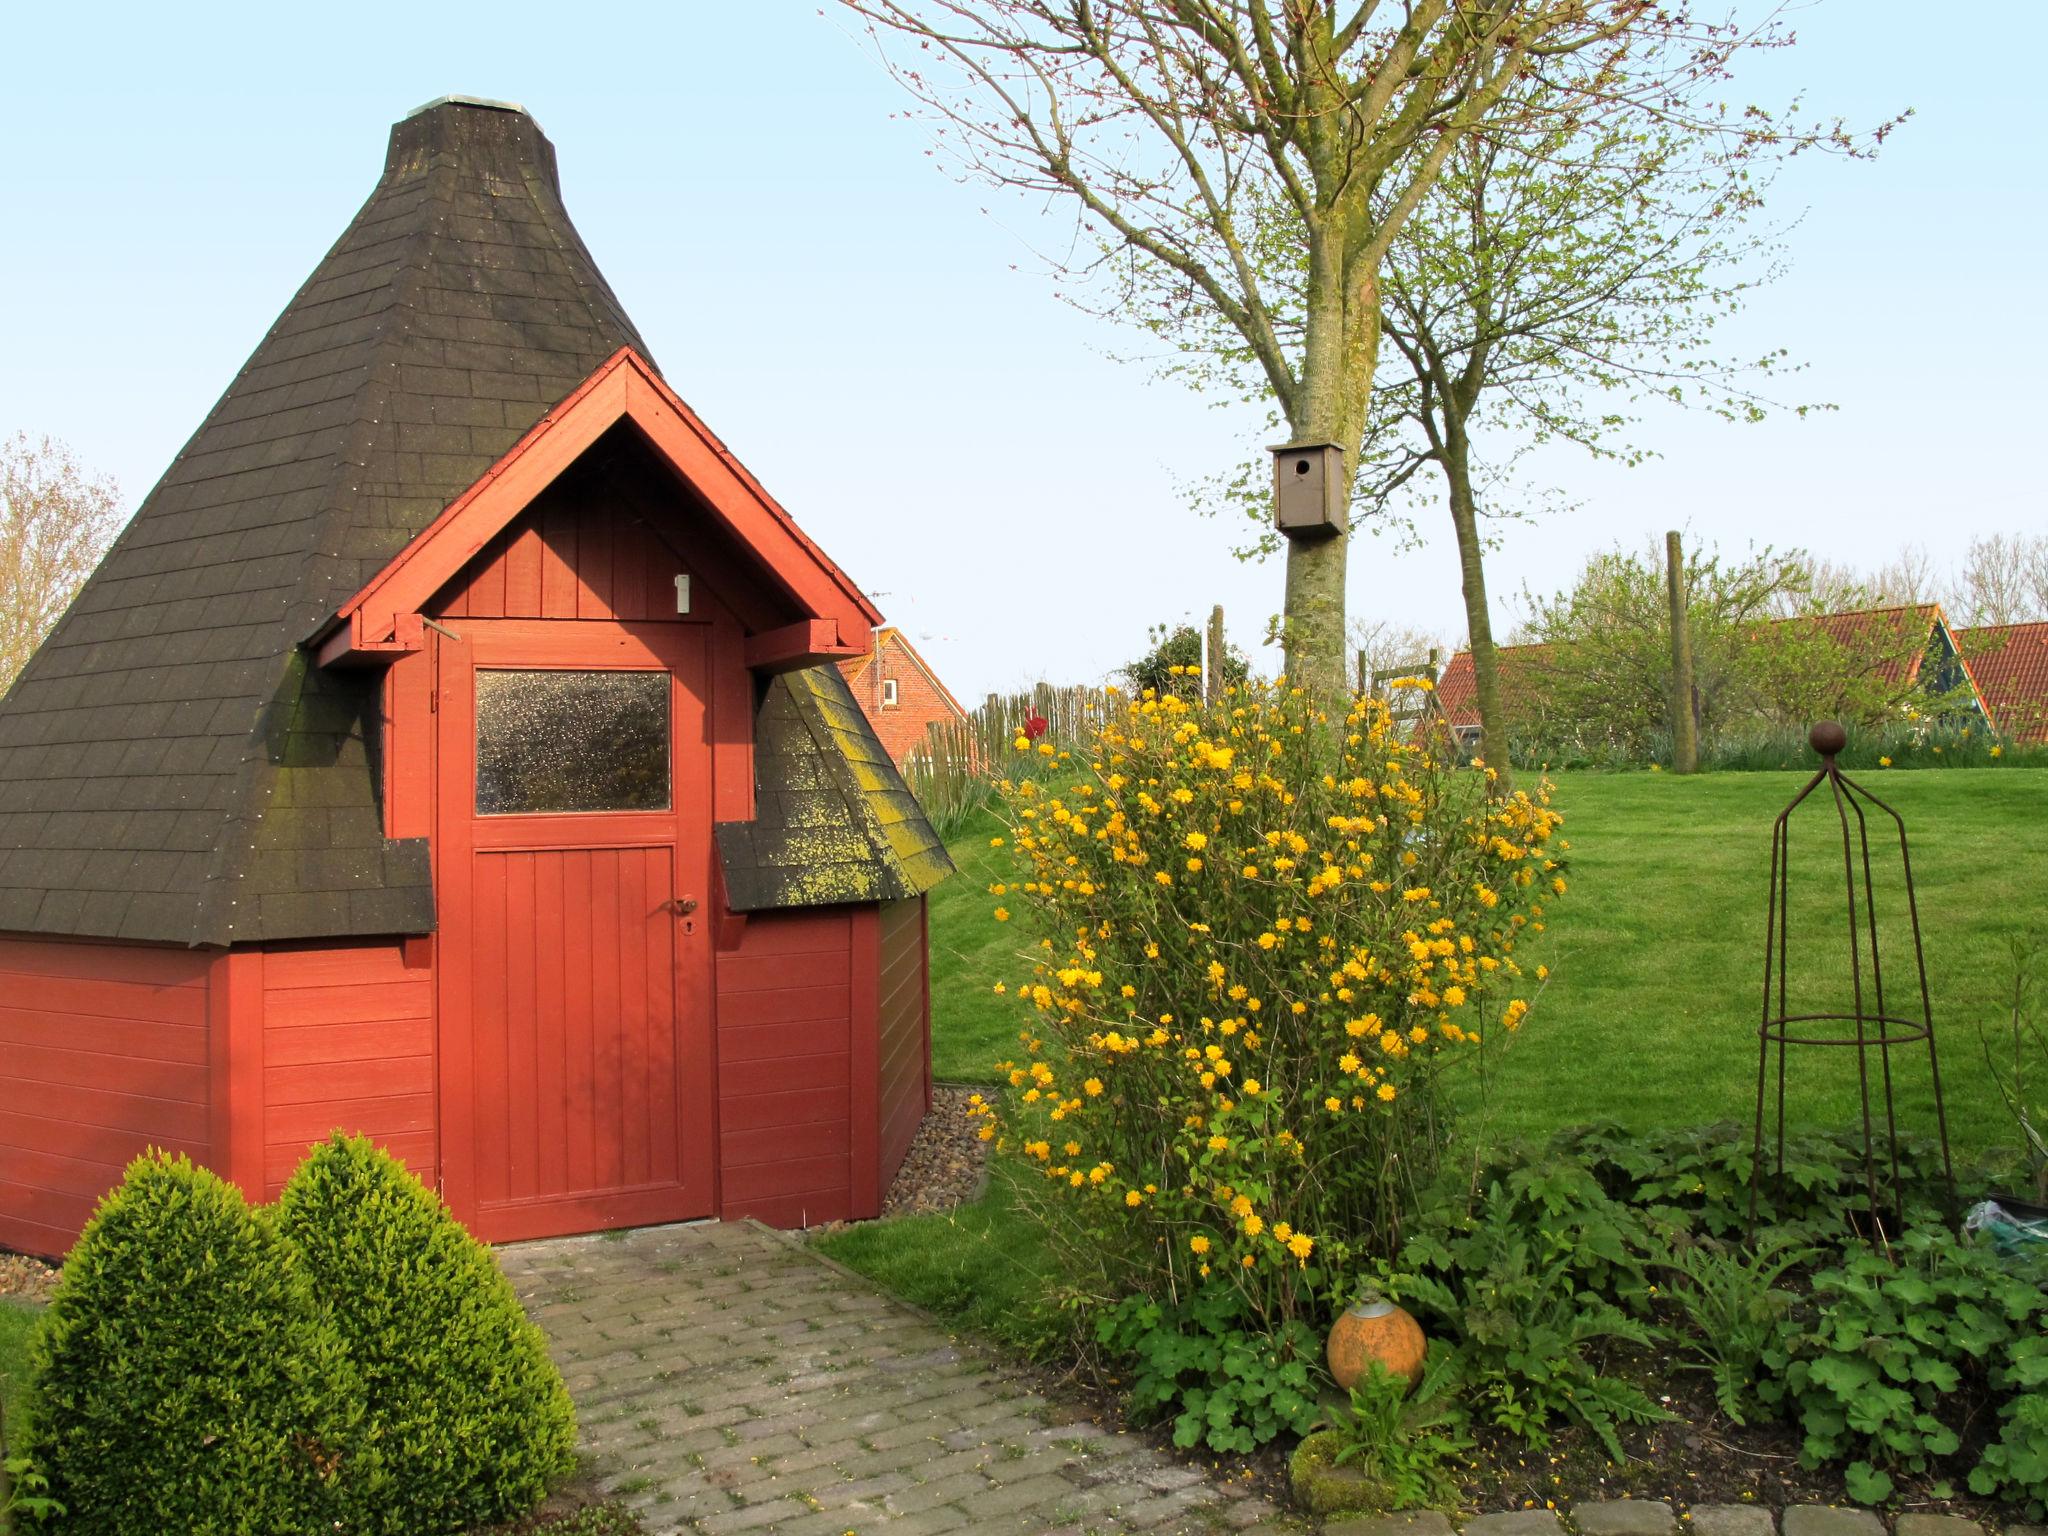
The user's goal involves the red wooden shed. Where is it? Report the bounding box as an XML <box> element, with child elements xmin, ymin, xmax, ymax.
<box><xmin>0</xmin><ymin>98</ymin><xmax>951</xmax><ymax>1257</ymax></box>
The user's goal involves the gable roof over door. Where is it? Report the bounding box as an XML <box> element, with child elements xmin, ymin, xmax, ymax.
<box><xmin>0</xmin><ymin>101</ymin><xmax>656</xmax><ymax>945</ymax></box>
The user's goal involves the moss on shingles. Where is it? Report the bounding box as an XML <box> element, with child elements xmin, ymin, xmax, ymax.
<box><xmin>716</xmin><ymin>666</ymin><xmax>954</xmax><ymax>913</ymax></box>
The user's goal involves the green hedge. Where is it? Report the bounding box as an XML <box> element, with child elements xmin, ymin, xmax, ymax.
<box><xmin>276</xmin><ymin>1134</ymin><xmax>576</xmax><ymax>1534</ymax></box>
<box><xmin>25</xmin><ymin>1153</ymin><xmax>364</xmax><ymax>1535</ymax></box>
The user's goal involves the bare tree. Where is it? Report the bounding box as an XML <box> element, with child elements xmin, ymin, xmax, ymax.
<box><xmin>839</xmin><ymin>0</ymin><xmax>1786</xmax><ymax>694</ymax></box>
<box><xmin>1951</xmin><ymin>533</ymin><xmax>2048</xmax><ymax>627</ymax></box>
<box><xmin>0</xmin><ymin>434</ymin><xmax>121</xmax><ymax>696</ymax></box>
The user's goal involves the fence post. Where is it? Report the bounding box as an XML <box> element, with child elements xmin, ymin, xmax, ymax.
<box><xmin>1206</xmin><ymin>605</ymin><xmax>1226</xmax><ymax>703</ymax></box>
<box><xmin>1667</xmin><ymin>529</ymin><xmax>1698</xmax><ymax>774</ymax></box>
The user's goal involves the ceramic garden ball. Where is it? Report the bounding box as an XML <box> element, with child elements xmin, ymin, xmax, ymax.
<box><xmin>1326</xmin><ymin>1295</ymin><xmax>1426</xmax><ymax>1393</ymax></box>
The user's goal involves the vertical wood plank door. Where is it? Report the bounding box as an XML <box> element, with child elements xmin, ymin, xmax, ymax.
<box><xmin>435</xmin><ymin>619</ymin><xmax>715</xmax><ymax>1242</ymax></box>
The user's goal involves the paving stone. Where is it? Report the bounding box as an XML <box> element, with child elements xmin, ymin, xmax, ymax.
<box><xmin>1465</xmin><ymin>1513</ymin><xmax>1568</xmax><ymax>1536</ymax></box>
<box><xmin>1574</xmin><ymin>1501</ymin><xmax>1677</xmax><ymax>1536</ymax></box>
<box><xmin>1781</xmin><ymin>1508</ymin><xmax>1885</xmax><ymax>1536</ymax></box>
<box><xmin>502</xmin><ymin>1217</ymin><xmax>1282</xmax><ymax>1531</ymax></box>
<box><xmin>1895</xmin><ymin>1519</ymin><xmax>1984</xmax><ymax>1536</ymax></box>
<box><xmin>1685</xmin><ymin>1505</ymin><xmax>1777</xmax><ymax>1536</ymax></box>
<box><xmin>1325</xmin><ymin>1515</ymin><xmax>1457</xmax><ymax>1536</ymax></box>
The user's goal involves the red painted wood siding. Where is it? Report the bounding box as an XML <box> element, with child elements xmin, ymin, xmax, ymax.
<box><xmin>715</xmin><ymin>909</ymin><xmax>854</xmax><ymax>1226</ymax></box>
<box><xmin>435</xmin><ymin>491</ymin><xmax>689</xmax><ymax>623</ymax></box>
<box><xmin>260</xmin><ymin>940</ymin><xmax>436</xmax><ymax>1199</ymax></box>
<box><xmin>0</xmin><ymin>937</ymin><xmax>211</xmax><ymax>1257</ymax></box>
<box><xmin>877</xmin><ymin>896</ymin><xmax>931</xmax><ymax>1187</ymax></box>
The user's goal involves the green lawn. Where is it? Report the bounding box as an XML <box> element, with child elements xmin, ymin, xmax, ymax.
<box><xmin>1469</xmin><ymin>769</ymin><xmax>2046</xmax><ymax>1163</ymax></box>
<box><xmin>927</xmin><ymin>802</ymin><xmax>1027</xmax><ymax>1084</ymax></box>
<box><xmin>0</xmin><ymin>1302</ymin><xmax>32</xmax><ymax>1444</ymax></box>
<box><xmin>928</xmin><ymin>768</ymin><xmax>2045</xmax><ymax>1163</ymax></box>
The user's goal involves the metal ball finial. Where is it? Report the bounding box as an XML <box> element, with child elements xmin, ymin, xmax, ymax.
<box><xmin>1808</xmin><ymin>720</ymin><xmax>1847</xmax><ymax>759</ymax></box>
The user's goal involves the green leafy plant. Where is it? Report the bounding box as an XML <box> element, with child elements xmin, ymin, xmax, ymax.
<box><xmin>1656</xmin><ymin>1229</ymin><xmax>1815</xmax><ymax>1424</ymax></box>
<box><xmin>2</xmin><ymin>1455</ymin><xmax>62</xmax><ymax>1526</ymax></box>
<box><xmin>276</xmin><ymin>1134</ymin><xmax>576</xmax><ymax>1535</ymax></box>
<box><xmin>1095</xmin><ymin>1288</ymin><xmax>1320</xmax><ymax>1453</ymax></box>
<box><xmin>1546</xmin><ymin>1121</ymin><xmax>1952</xmax><ymax>1241</ymax></box>
<box><xmin>1978</xmin><ymin>940</ymin><xmax>2047</xmax><ymax>1201</ymax></box>
<box><xmin>1386</xmin><ymin>1192</ymin><xmax>1669</xmax><ymax>1460</ymax></box>
<box><xmin>1317</xmin><ymin>1349</ymin><xmax>1471</xmax><ymax>1507</ymax></box>
<box><xmin>1973</xmin><ymin>1332</ymin><xmax>2048</xmax><ymax>1516</ymax></box>
<box><xmin>25</xmin><ymin>1152</ymin><xmax>364</xmax><ymax>1536</ymax></box>
<box><xmin>1760</xmin><ymin>1225</ymin><xmax>2048</xmax><ymax>1503</ymax></box>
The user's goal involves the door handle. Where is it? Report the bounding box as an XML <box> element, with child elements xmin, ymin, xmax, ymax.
<box><xmin>668</xmin><ymin>897</ymin><xmax>699</xmax><ymax>917</ymax></box>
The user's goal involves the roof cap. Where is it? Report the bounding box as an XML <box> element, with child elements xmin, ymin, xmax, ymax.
<box><xmin>387</xmin><ymin>95</ymin><xmax>557</xmax><ymax>190</ymax></box>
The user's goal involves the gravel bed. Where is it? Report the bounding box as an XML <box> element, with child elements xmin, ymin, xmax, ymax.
<box><xmin>880</xmin><ymin>1083</ymin><xmax>991</xmax><ymax>1217</ymax></box>
<box><xmin>0</xmin><ymin>1249</ymin><xmax>58</xmax><ymax>1303</ymax></box>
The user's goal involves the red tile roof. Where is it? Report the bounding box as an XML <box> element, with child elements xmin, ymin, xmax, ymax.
<box><xmin>1959</xmin><ymin>622</ymin><xmax>2048</xmax><ymax>743</ymax></box>
<box><xmin>1432</xmin><ymin>644</ymin><xmax>1550</xmax><ymax>732</ymax></box>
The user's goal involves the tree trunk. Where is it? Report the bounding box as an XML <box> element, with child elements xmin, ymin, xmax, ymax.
<box><xmin>1282</xmin><ymin>531</ymin><xmax>1348</xmax><ymax>696</ymax></box>
<box><xmin>1443</xmin><ymin>427</ymin><xmax>1514</xmax><ymax>792</ymax></box>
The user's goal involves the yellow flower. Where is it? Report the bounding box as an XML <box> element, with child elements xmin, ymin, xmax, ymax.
<box><xmin>1879</xmin><ymin>756</ymin><xmax>1893</xmax><ymax>768</ymax></box>
<box><xmin>1324</xmin><ymin>1096</ymin><xmax>1343</xmax><ymax>1112</ymax></box>
<box><xmin>1190</xmin><ymin>1235</ymin><xmax>1211</xmax><ymax>1255</ymax></box>
<box><xmin>1124</xmin><ymin>1189</ymin><xmax>1144</xmax><ymax>1207</ymax></box>
<box><xmin>1241</xmin><ymin>1078</ymin><xmax>1262</xmax><ymax>1096</ymax></box>
<box><xmin>993</xmin><ymin>907</ymin><xmax>1010</xmax><ymax>922</ymax></box>
<box><xmin>1242</xmin><ymin>1213</ymin><xmax>1265</xmax><ymax>1237</ymax></box>
<box><xmin>1184</xmin><ymin>831</ymin><xmax>1208</xmax><ymax>851</ymax></box>
<box><xmin>1287</xmin><ymin>1233</ymin><xmax>1314</xmax><ymax>1260</ymax></box>
<box><xmin>1207</xmin><ymin>1134</ymin><xmax>1230</xmax><ymax>1153</ymax></box>
<box><xmin>1084</xmin><ymin>1077</ymin><xmax>1104</xmax><ymax>1097</ymax></box>
<box><xmin>1377</xmin><ymin>1082</ymin><xmax>1397</xmax><ymax>1102</ymax></box>
<box><xmin>989</xmin><ymin>835</ymin><xmax>1005</xmax><ymax>847</ymax></box>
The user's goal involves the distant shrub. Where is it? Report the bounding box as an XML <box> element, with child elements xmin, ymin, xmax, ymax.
<box><xmin>26</xmin><ymin>1152</ymin><xmax>362</xmax><ymax>1536</ymax></box>
<box><xmin>276</xmin><ymin>1134</ymin><xmax>575</xmax><ymax>1534</ymax></box>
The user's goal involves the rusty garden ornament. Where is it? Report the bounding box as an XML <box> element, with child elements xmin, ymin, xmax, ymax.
<box><xmin>1326</xmin><ymin>1294</ymin><xmax>1427</xmax><ymax>1394</ymax></box>
<box><xmin>1750</xmin><ymin>720</ymin><xmax>1955</xmax><ymax>1242</ymax></box>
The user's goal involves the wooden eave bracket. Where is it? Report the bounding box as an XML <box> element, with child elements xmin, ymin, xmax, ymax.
<box><xmin>315</xmin><ymin>611</ymin><xmax>425</xmax><ymax>669</ymax></box>
<box><xmin>743</xmin><ymin>619</ymin><xmax>864</xmax><ymax>675</ymax></box>
<box><xmin>309</xmin><ymin>347</ymin><xmax>883</xmax><ymax>668</ymax></box>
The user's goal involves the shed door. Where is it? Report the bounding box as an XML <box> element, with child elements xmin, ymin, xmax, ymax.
<box><xmin>434</xmin><ymin>619</ymin><xmax>715</xmax><ymax>1242</ymax></box>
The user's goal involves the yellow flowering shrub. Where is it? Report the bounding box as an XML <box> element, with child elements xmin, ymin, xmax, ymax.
<box><xmin>971</xmin><ymin>677</ymin><xmax>1564</xmax><ymax>1337</ymax></box>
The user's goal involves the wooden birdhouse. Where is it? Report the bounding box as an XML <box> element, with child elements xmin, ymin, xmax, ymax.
<box><xmin>1271</xmin><ymin>441</ymin><xmax>1348</xmax><ymax>535</ymax></box>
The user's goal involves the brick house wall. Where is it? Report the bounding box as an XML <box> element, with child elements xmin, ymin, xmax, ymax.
<box><xmin>837</xmin><ymin>629</ymin><xmax>970</xmax><ymax>766</ymax></box>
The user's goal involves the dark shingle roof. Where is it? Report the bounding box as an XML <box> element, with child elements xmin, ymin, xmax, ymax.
<box><xmin>717</xmin><ymin>667</ymin><xmax>955</xmax><ymax>913</ymax></box>
<box><xmin>0</xmin><ymin>100</ymin><xmax>645</xmax><ymax>945</ymax></box>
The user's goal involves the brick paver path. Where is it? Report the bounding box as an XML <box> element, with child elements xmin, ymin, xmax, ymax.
<box><xmin>499</xmin><ymin>1219</ymin><xmax>1294</xmax><ymax>1536</ymax></box>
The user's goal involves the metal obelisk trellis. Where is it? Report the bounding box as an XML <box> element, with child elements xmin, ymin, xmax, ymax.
<box><xmin>1750</xmin><ymin>721</ymin><xmax>1955</xmax><ymax>1241</ymax></box>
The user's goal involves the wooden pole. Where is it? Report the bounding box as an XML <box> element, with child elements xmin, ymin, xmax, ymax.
<box><xmin>1357</xmin><ymin>648</ymin><xmax>1369</xmax><ymax>696</ymax></box>
<box><xmin>1206</xmin><ymin>605</ymin><xmax>1226</xmax><ymax>703</ymax></box>
<box><xmin>1667</xmin><ymin>530</ymin><xmax>1698</xmax><ymax>774</ymax></box>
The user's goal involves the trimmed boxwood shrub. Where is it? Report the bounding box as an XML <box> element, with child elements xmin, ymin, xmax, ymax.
<box><xmin>276</xmin><ymin>1134</ymin><xmax>576</xmax><ymax>1535</ymax></box>
<box><xmin>25</xmin><ymin>1152</ymin><xmax>363</xmax><ymax>1535</ymax></box>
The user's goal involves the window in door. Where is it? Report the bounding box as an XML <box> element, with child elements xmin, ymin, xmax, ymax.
<box><xmin>475</xmin><ymin>669</ymin><xmax>670</xmax><ymax>815</ymax></box>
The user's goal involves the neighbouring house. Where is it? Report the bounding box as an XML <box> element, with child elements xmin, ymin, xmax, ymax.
<box><xmin>1430</xmin><ymin>604</ymin><xmax>1989</xmax><ymax>752</ymax></box>
<box><xmin>1959</xmin><ymin>621</ymin><xmax>2048</xmax><ymax>743</ymax></box>
<box><xmin>0</xmin><ymin>98</ymin><xmax>951</xmax><ymax>1259</ymax></box>
<box><xmin>1430</xmin><ymin>644</ymin><xmax>1547</xmax><ymax>751</ymax></box>
<box><xmin>836</xmin><ymin>626</ymin><xmax>972</xmax><ymax>766</ymax></box>
<box><xmin>1778</xmin><ymin>604</ymin><xmax>1988</xmax><ymax>723</ymax></box>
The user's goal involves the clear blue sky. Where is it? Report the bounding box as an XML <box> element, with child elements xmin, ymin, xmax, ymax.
<box><xmin>3</xmin><ymin>2</ymin><xmax>2040</xmax><ymax>700</ymax></box>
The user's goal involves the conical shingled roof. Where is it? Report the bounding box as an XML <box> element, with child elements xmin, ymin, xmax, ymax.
<box><xmin>0</xmin><ymin>99</ymin><xmax>649</xmax><ymax>945</ymax></box>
